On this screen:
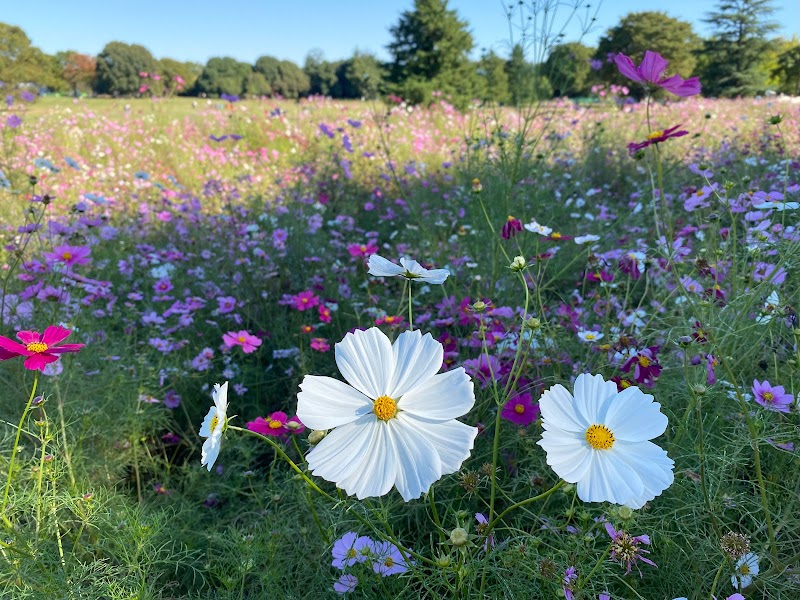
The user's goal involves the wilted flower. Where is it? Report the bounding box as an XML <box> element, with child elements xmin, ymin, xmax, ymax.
<box><xmin>605</xmin><ymin>522</ymin><xmax>656</xmax><ymax>575</ymax></box>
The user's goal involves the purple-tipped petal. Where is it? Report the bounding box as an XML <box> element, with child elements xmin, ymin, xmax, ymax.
<box><xmin>639</xmin><ymin>50</ymin><xmax>669</xmax><ymax>83</ymax></box>
<box><xmin>614</xmin><ymin>53</ymin><xmax>643</xmax><ymax>82</ymax></box>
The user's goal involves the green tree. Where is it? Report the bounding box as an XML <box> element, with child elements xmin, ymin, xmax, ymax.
<box><xmin>303</xmin><ymin>50</ymin><xmax>339</xmax><ymax>96</ymax></box>
<box><xmin>772</xmin><ymin>41</ymin><xmax>800</xmax><ymax>95</ymax></box>
<box><xmin>157</xmin><ymin>58</ymin><xmax>202</xmax><ymax>94</ymax></box>
<box><xmin>95</xmin><ymin>42</ymin><xmax>158</xmax><ymax>96</ymax></box>
<box><xmin>545</xmin><ymin>42</ymin><xmax>595</xmax><ymax>97</ymax></box>
<box><xmin>595</xmin><ymin>12</ymin><xmax>701</xmax><ymax>98</ymax></box>
<box><xmin>476</xmin><ymin>50</ymin><xmax>510</xmax><ymax>104</ymax></box>
<box><xmin>0</xmin><ymin>23</ymin><xmax>64</xmax><ymax>90</ymax></box>
<box><xmin>254</xmin><ymin>56</ymin><xmax>310</xmax><ymax>98</ymax></box>
<box><xmin>335</xmin><ymin>52</ymin><xmax>385</xmax><ymax>99</ymax></box>
<box><xmin>701</xmin><ymin>0</ymin><xmax>779</xmax><ymax>96</ymax></box>
<box><xmin>505</xmin><ymin>44</ymin><xmax>551</xmax><ymax>105</ymax></box>
<box><xmin>194</xmin><ymin>57</ymin><xmax>252</xmax><ymax>97</ymax></box>
<box><xmin>386</xmin><ymin>0</ymin><xmax>481</xmax><ymax>106</ymax></box>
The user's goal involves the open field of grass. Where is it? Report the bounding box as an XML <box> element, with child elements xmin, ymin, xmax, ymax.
<box><xmin>0</xmin><ymin>93</ymin><xmax>799</xmax><ymax>599</ymax></box>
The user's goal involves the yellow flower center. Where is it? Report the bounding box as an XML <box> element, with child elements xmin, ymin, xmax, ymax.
<box><xmin>62</xmin><ymin>252</ymin><xmax>73</xmax><ymax>260</ymax></box>
<box><xmin>585</xmin><ymin>333</ymin><xmax>596</xmax><ymax>340</ymax></box>
<box><xmin>210</xmin><ymin>414</ymin><xmax>219</xmax><ymax>432</ymax></box>
<box><xmin>514</xmin><ymin>403</ymin><xmax>525</xmax><ymax>414</ymax></box>
<box><xmin>507</xmin><ymin>215</ymin><xmax>516</xmax><ymax>221</ymax></box>
<box><xmin>646</xmin><ymin>130</ymin><xmax>664</xmax><ymax>140</ymax></box>
<box><xmin>360</xmin><ymin>245</ymin><xmax>367</xmax><ymax>252</ymax></box>
<box><xmin>619</xmin><ymin>379</ymin><xmax>632</xmax><ymax>389</ymax></box>
<box><xmin>346</xmin><ymin>549</ymin><xmax>357</xmax><ymax>559</ymax></box>
<box><xmin>762</xmin><ymin>392</ymin><xmax>774</xmax><ymax>403</ymax></box>
<box><xmin>26</xmin><ymin>342</ymin><xmax>48</xmax><ymax>354</ymax></box>
<box><xmin>696</xmin><ymin>190</ymin><xmax>705</xmax><ymax>197</ymax></box>
<box><xmin>373</xmin><ymin>395</ymin><xmax>397</xmax><ymax>421</ymax></box>
<box><xmin>237</xmin><ymin>336</ymin><xmax>246</xmax><ymax>343</ymax></box>
<box><xmin>268</xmin><ymin>419</ymin><xmax>283</xmax><ymax>429</ymax></box>
<box><xmin>638</xmin><ymin>356</ymin><xmax>651</xmax><ymax>367</ymax></box>
<box><xmin>384</xmin><ymin>557</ymin><xmax>394</xmax><ymax>567</ymax></box>
<box><xmin>585</xmin><ymin>424</ymin><xmax>615</xmax><ymax>450</ymax></box>
<box><xmin>740</xmin><ymin>564</ymin><xmax>751</xmax><ymax>576</ymax></box>
<box><xmin>550</xmin><ymin>232</ymin><xmax>562</xmax><ymax>239</ymax></box>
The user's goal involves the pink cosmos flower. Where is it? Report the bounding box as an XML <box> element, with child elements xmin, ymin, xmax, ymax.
<box><xmin>222</xmin><ymin>330</ymin><xmax>262</xmax><ymax>354</ymax></box>
<box><xmin>291</xmin><ymin>290</ymin><xmax>320</xmax><ymax>311</ymax></box>
<box><xmin>500</xmin><ymin>392</ymin><xmax>540</xmax><ymax>426</ymax></box>
<box><xmin>42</xmin><ymin>245</ymin><xmax>91</xmax><ymax>268</ymax></box>
<box><xmin>614</xmin><ymin>50</ymin><xmax>701</xmax><ymax>96</ymax></box>
<box><xmin>347</xmin><ymin>241</ymin><xmax>378</xmax><ymax>258</ymax></box>
<box><xmin>310</xmin><ymin>337</ymin><xmax>330</xmax><ymax>352</ymax></box>
<box><xmin>0</xmin><ymin>326</ymin><xmax>84</xmax><ymax>371</ymax></box>
<box><xmin>752</xmin><ymin>379</ymin><xmax>793</xmax><ymax>413</ymax></box>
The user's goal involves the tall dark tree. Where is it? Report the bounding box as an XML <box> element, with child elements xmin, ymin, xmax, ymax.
<box><xmin>701</xmin><ymin>0</ymin><xmax>779</xmax><ymax>96</ymax></box>
<box><xmin>595</xmin><ymin>12</ymin><xmax>701</xmax><ymax>98</ymax></box>
<box><xmin>254</xmin><ymin>56</ymin><xmax>310</xmax><ymax>98</ymax></box>
<box><xmin>335</xmin><ymin>52</ymin><xmax>385</xmax><ymax>99</ymax></box>
<box><xmin>386</xmin><ymin>0</ymin><xmax>480</xmax><ymax>105</ymax></box>
<box><xmin>545</xmin><ymin>42</ymin><xmax>595</xmax><ymax>97</ymax></box>
<box><xmin>772</xmin><ymin>41</ymin><xmax>800</xmax><ymax>95</ymax></box>
<box><xmin>95</xmin><ymin>42</ymin><xmax>158</xmax><ymax>96</ymax></box>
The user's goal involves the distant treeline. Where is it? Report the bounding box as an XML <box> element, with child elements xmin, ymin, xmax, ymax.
<box><xmin>1</xmin><ymin>0</ymin><xmax>797</xmax><ymax>104</ymax></box>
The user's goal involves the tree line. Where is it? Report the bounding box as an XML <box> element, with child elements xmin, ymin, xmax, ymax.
<box><xmin>1</xmin><ymin>0</ymin><xmax>797</xmax><ymax>104</ymax></box>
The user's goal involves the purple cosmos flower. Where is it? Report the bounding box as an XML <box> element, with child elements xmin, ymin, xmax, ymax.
<box><xmin>752</xmin><ymin>380</ymin><xmax>793</xmax><ymax>413</ymax></box>
<box><xmin>333</xmin><ymin>574</ymin><xmax>358</xmax><ymax>594</ymax></box>
<box><xmin>500</xmin><ymin>392</ymin><xmax>540</xmax><ymax>426</ymax></box>
<box><xmin>627</xmin><ymin>125</ymin><xmax>689</xmax><ymax>156</ymax></box>
<box><xmin>6</xmin><ymin>114</ymin><xmax>21</xmax><ymax>128</ymax></box>
<box><xmin>371</xmin><ymin>541</ymin><xmax>409</xmax><ymax>576</ymax></box>
<box><xmin>605</xmin><ymin>522</ymin><xmax>656</xmax><ymax>575</ymax></box>
<box><xmin>501</xmin><ymin>216</ymin><xmax>523</xmax><ymax>240</ymax></box>
<box><xmin>562</xmin><ymin>566</ymin><xmax>577</xmax><ymax>600</ymax></box>
<box><xmin>475</xmin><ymin>513</ymin><xmax>495</xmax><ymax>550</ymax></box>
<box><xmin>614</xmin><ymin>50</ymin><xmax>701</xmax><ymax>96</ymax></box>
<box><xmin>331</xmin><ymin>532</ymin><xmax>372</xmax><ymax>569</ymax></box>
<box><xmin>621</xmin><ymin>346</ymin><xmax>662</xmax><ymax>388</ymax></box>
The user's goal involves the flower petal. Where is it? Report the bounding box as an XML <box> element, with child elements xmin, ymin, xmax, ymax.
<box><xmin>367</xmin><ymin>254</ymin><xmax>404</xmax><ymax>277</ymax></box>
<box><xmin>47</xmin><ymin>343</ymin><xmax>85</xmax><ymax>354</ymax></box>
<box><xmin>539</xmin><ymin>384</ymin><xmax>588</xmax><ymax>432</ymax></box>
<box><xmin>24</xmin><ymin>354</ymin><xmax>58</xmax><ymax>371</ymax></box>
<box><xmin>297</xmin><ymin>375</ymin><xmax>373</xmax><ymax>430</ymax></box>
<box><xmin>398</xmin><ymin>415</ymin><xmax>476</xmax><ymax>474</ymax></box>
<box><xmin>388</xmin><ymin>418</ymin><xmax>442</xmax><ymax>500</ymax></box>
<box><xmin>15</xmin><ymin>330</ymin><xmax>42</xmax><ymax>345</ymax></box>
<box><xmin>639</xmin><ymin>50</ymin><xmax>668</xmax><ymax>83</ymax></box>
<box><xmin>199</xmin><ymin>406</ymin><xmax>217</xmax><ymax>437</ymax></box>
<box><xmin>613</xmin><ymin>440</ymin><xmax>674</xmax><ymax>508</ymax></box>
<box><xmin>388</xmin><ymin>330</ymin><xmax>443</xmax><ymax>398</ymax></box>
<box><xmin>335</xmin><ymin>328</ymin><xmax>394</xmax><ymax>398</ymax></box>
<box><xmin>613</xmin><ymin>53</ymin><xmax>643</xmax><ymax>82</ymax></box>
<box><xmin>0</xmin><ymin>336</ymin><xmax>25</xmax><ymax>356</ymax></box>
<box><xmin>539</xmin><ymin>431</ymin><xmax>593</xmax><ymax>482</ymax></box>
<box><xmin>576</xmin><ymin>453</ymin><xmax>632</xmax><ymax>505</ymax></box>
<box><xmin>399</xmin><ymin>367</ymin><xmax>474</xmax><ymax>421</ymax></box>
<box><xmin>40</xmin><ymin>326</ymin><xmax>72</xmax><ymax>346</ymax></box>
<box><xmin>201</xmin><ymin>434</ymin><xmax>222</xmax><ymax>470</ymax></box>
<box><xmin>604</xmin><ymin>386</ymin><xmax>667</xmax><ymax>442</ymax></box>
<box><xmin>573</xmin><ymin>373</ymin><xmax>619</xmax><ymax>424</ymax></box>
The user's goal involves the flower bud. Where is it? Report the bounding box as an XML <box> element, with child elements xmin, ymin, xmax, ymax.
<box><xmin>510</xmin><ymin>255</ymin><xmax>527</xmax><ymax>271</ymax></box>
<box><xmin>449</xmin><ymin>528</ymin><xmax>470</xmax><ymax>547</ymax></box>
<box><xmin>307</xmin><ymin>430</ymin><xmax>327</xmax><ymax>445</ymax></box>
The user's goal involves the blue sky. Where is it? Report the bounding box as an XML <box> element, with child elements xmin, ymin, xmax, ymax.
<box><xmin>5</xmin><ymin>1</ymin><xmax>799</xmax><ymax>65</ymax></box>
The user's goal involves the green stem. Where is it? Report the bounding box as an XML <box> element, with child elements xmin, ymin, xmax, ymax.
<box><xmin>578</xmin><ymin>545</ymin><xmax>612</xmax><ymax>589</ymax></box>
<box><xmin>485</xmin><ymin>479</ymin><xmax>565</xmax><ymax>535</ymax></box>
<box><xmin>708</xmin><ymin>557</ymin><xmax>727</xmax><ymax>600</ymax></box>
<box><xmin>1</xmin><ymin>373</ymin><xmax>38</xmax><ymax>528</ymax></box>
<box><xmin>408</xmin><ymin>281</ymin><xmax>413</xmax><ymax>331</ymax></box>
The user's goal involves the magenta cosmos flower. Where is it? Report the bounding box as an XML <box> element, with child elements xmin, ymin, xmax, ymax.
<box><xmin>246</xmin><ymin>411</ymin><xmax>305</xmax><ymax>437</ymax></box>
<box><xmin>222</xmin><ymin>330</ymin><xmax>262</xmax><ymax>354</ymax></box>
<box><xmin>0</xmin><ymin>326</ymin><xmax>84</xmax><ymax>371</ymax></box>
<box><xmin>614</xmin><ymin>50</ymin><xmax>701</xmax><ymax>96</ymax></box>
<box><xmin>43</xmin><ymin>244</ymin><xmax>91</xmax><ymax>268</ymax></box>
<box><xmin>752</xmin><ymin>380</ymin><xmax>793</xmax><ymax>413</ymax></box>
<box><xmin>500</xmin><ymin>392</ymin><xmax>540</xmax><ymax>426</ymax></box>
<box><xmin>627</xmin><ymin>125</ymin><xmax>689</xmax><ymax>156</ymax></box>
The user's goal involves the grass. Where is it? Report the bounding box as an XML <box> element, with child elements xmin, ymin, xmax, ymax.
<box><xmin>0</xmin><ymin>93</ymin><xmax>798</xmax><ymax>599</ymax></box>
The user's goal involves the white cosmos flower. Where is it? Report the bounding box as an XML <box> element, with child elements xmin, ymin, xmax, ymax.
<box><xmin>199</xmin><ymin>382</ymin><xmax>228</xmax><ymax>471</ymax></box>
<box><xmin>297</xmin><ymin>327</ymin><xmax>477</xmax><ymax>501</ymax></box>
<box><xmin>537</xmin><ymin>373</ymin><xmax>674</xmax><ymax>508</ymax></box>
<box><xmin>524</xmin><ymin>220</ymin><xmax>552</xmax><ymax>236</ymax></box>
<box><xmin>574</xmin><ymin>234</ymin><xmax>600</xmax><ymax>245</ymax></box>
<box><xmin>731</xmin><ymin>553</ymin><xmax>759</xmax><ymax>589</ymax></box>
<box><xmin>367</xmin><ymin>254</ymin><xmax>449</xmax><ymax>284</ymax></box>
<box><xmin>577</xmin><ymin>330</ymin><xmax>604</xmax><ymax>343</ymax></box>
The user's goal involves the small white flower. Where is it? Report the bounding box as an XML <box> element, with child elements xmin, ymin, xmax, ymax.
<box><xmin>731</xmin><ymin>553</ymin><xmax>759</xmax><ymax>589</ymax></box>
<box><xmin>199</xmin><ymin>382</ymin><xmax>228</xmax><ymax>471</ymax></box>
<box><xmin>756</xmin><ymin>291</ymin><xmax>780</xmax><ymax>324</ymax></box>
<box><xmin>538</xmin><ymin>373</ymin><xmax>674</xmax><ymax>508</ymax></box>
<box><xmin>523</xmin><ymin>220</ymin><xmax>552</xmax><ymax>236</ymax></box>
<box><xmin>577</xmin><ymin>330</ymin><xmax>604</xmax><ymax>343</ymax></box>
<box><xmin>510</xmin><ymin>255</ymin><xmax>527</xmax><ymax>271</ymax></box>
<box><xmin>574</xmin><ymin>234</ymin><xmax>600</xmax><ymax>245</ymax></box>
<box><xmin>297</xmin><ymin>328</ymin><xmax>477</xmax><ymax>501</ymax></box>
<box><xmin>367</xmin><ymin>254</ymin><xmax>449</xmax><ymax>284</ymax></box>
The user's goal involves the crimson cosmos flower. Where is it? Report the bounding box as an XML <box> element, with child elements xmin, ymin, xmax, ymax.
<box><xmin>0</xmin><ymin>326</ymin><xmax>84</xmax><ymax>371</ymax></box>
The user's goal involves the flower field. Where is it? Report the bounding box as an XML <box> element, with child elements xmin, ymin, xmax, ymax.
<box><xmin>1</xmin><ymin>88</ymin><xmax>799</xmax><ymax>599</ymax></box>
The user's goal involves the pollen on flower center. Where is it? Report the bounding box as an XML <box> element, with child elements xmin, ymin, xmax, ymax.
<box><xmin>585</xmin><ymin>424</ymin><xmax>615</xmax><ymax>450</ymax></box>
<box><xmin>762</xmin><ymin>392</ymin><xmax>774</xmax><ymax>403</ymax></box>
<box><xmin>268</xmin><ymin>419</ymin><xmax>283</xmax><ymax>429</ymax></box>
<box><xmin>210</xmin><ymin>414</ymin><xmax>219</xmax><ymax>432</ymax></box>
<box><xmin>638</xmin><ymin>356</ymin><xmax>651</xmax><ymax>367</ymax></box>
<box><xmin>62</xmin><ymin>252</ymin><xmax>73</xmax><ymax>260</ymax></box>
<box><xmin>26</xmin><ymin>341</ymin><xmax>48</xmax><ymax>354</ymax></box>
<box><xmin>373</xmin><ymin>395</ymin><xmax>398</xmax><ymax>421</ymax></box>
<box><xmin>514</xmin><ymin>403</ymin><xmax>525</xmax><ymax>414</ymax></box>
<box><xmin>647</xmin><ymin>130</ymin><xmax>664</xmax><ymax>140</ymax></box>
